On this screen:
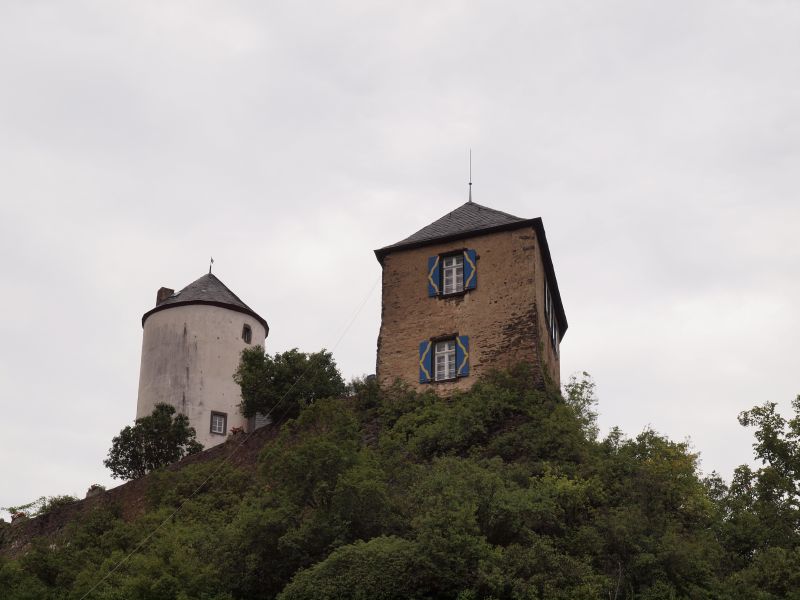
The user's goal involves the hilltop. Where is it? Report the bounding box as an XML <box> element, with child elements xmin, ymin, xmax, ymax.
<box><xmin>1</xmin><ymin>367</ymin><xmax>799</xmax><ymax>599</ymax></box>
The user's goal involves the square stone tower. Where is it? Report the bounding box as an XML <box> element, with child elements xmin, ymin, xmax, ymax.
<box><xmin>374</xmin><ymin>200</ymin><xmax>567</xmax><ymax>392</ymax></box>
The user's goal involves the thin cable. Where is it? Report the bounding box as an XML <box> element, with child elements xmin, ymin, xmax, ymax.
<box><xmin>255</xmin><ymin>273</ymin><xmax>380</xmax><ymax>426</ymax></box>
<box><xmin>78</xmin><ymin>274</ymin><xmax>381</xmax><ymax>599</ymax></box>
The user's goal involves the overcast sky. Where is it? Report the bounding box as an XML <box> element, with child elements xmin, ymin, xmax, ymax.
<box><xmin>1</xmin><ymin>1</ymin><xmax>798</xmax><ymax>516</ymax></box>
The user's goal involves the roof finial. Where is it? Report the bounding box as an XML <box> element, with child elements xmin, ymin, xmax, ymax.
<box><xmin>209</xmin><ymin>256</ymin><xmax>214</xmax><ymax>274</ymax></box>
<box><xmin>468</xmin><ymin>149</ymin><xmax>473</xmax><ymax>203</ymax></box>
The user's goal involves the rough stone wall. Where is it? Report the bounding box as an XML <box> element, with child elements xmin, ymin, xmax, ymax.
<box><xmin>376</xmin><ymin>227</ymin><xmax>561</xmax><ymax>393</ymax></box>
<box><xmin>534</xmin><ymin>248</ymin><xmax>563</xmax><ymax>387</ymax></box>
<box><xmin>0</xmin><ymin>425</ymin><xmax>277</xmax><ymax>558</ymax></box>
<box><xmin>136</xmin><ymin>305</ymin><xmax>267</xmax><ymax>448</ymax></box>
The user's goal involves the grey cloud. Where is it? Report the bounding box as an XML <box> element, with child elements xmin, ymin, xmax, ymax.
<box><xmin>1</xmin><ymin>0</ymin><xmax>799</xmax><ymax>515</ymax></box>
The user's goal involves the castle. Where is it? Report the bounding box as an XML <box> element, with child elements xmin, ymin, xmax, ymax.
<box><xmin>136</xmin><ymin>199</ymin><xmax>566</xmax><ymax>448</ymax></box>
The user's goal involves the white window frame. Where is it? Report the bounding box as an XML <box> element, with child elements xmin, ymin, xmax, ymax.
<box><xmin>434</xmin><ymin>340</ymin><xmax>457</xmax><ymax>381</ymax></box>
<box><xmin>210</xmin><ymin>412</ymin><xmax>227</xmax><ymax>435</ymax></box>
<box><xmin>442</xmin><ymin>255</ymin><xmax>464</xmax><ymax>295</ymax></box>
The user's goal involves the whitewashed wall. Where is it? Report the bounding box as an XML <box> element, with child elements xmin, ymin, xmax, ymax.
<box><xmin>136</xmin><ymin>304</ymin><xmax>267</xmax><ymax>449</ymax></box>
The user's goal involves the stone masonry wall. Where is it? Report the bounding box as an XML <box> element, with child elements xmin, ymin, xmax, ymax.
<box><xmin>535</xmin><ymin>241</ymin><xmax>562</xmax><ymax>387</ymax></box>
<box><xmin>0</xmin><ymin>425</ymin><xmax>277</xmax><ymax>558</ymax></box>
<box><xmin>376</xmin><ymin>226</ymin><xmax>561</xmax><ymax>393</ymax></box>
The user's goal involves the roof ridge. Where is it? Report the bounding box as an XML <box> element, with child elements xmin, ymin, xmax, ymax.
<box><xmin>465</xmin><ymin>201</ymin><xmax>525</xmax><ymax>221</ymax></box>
<box><xmin>375</xmin><ymin>200</ymin><xmax>530</xmax><ymax>257</ymax></box>
<box><xmin>142</xmin><ymin>272</ymin><xmax>268</xmax><ymax>331</ymax></box>
<box><xmin>192</xmin><ymin>273</ymin><xmax>255</xmax><ymax>312</ymax></box>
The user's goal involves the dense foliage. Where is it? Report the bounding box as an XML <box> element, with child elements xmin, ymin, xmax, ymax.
<box><xmin>234</xmin><ymin>347</ymin><xmax>346</xmax><ymax>421</ymax></box>
<box><xmin>104</xmin><ymin>403</ymin><xmax>203</xmax><ymax>480</ymax></box>
<box><xmin>2</xmin><ymin>366</ymin><xmax>800</xmax><ymax>599</ymax></box>
<box><xmin>1</xmin><ymin>495</ymin><xmax>79</xmax><ymax>519</ymax></box>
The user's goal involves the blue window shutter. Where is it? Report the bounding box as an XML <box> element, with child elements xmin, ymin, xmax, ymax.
<box><xmin>427</xmin><ymin>256</ymin><xmax>440</xmax><ymax>297</ymax></box>
<box><xmin>463</xmin><ymin>249</ymin><xmax>477</xmax><ymax>290</ymax></box>
<box><xmin>456</xmin><ymin>336</ymin><xmax>470</xmax><ymax>377</ymax></box>
<box><xmin>419</xmin><ymin>341</ymin><xmax>433</xmax><ymax>383</ymax></box>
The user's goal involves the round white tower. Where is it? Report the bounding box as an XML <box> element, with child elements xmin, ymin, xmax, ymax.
<box><xmin>136</xmin><ymin>273</ymin><xmax>268</xmax><ymax>449</ymax></box>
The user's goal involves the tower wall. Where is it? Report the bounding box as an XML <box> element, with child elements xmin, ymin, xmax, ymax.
<box><xmin>376</xmin><ymin>227</ymin><xmax>561</xmax><ymax>392</ymax></box>
<box><xmin>136</xmin><ymin>304</ymin><xmax>267</xmax><ymax>449</ymax></box>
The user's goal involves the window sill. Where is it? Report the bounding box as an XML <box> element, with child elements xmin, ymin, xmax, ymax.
<box><xmin>438</xmin><ymin>290</ymin><xmax>468</xmax><ymax>299</ymax></box>
<box><xmin>428</xmin><ymin>376</ymin><xmax>466</xmax><ymax>384</ymax></box>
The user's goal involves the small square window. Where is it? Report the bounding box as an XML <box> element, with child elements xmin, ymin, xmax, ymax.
<box><xmin>210</xmin><ymin>411</ymin><xmax>227</xmax><ymax>435</ymax></box>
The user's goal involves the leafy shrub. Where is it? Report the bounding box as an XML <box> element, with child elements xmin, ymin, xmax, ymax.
<box><xmin>2</xmin><ymin>365</ymin><xmax>798</xmax><ymax>600</ymax></box>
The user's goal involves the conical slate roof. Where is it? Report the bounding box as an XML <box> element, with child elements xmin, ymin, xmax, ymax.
<box><xmin>375</xmin><ymin>201</ymin><xmax>535</xmax><ymax>259</ymax></box>
<box><xmin>142</xmin><ymin>273</ymin><xmax>268</xmax><ymax>331</ymax></box>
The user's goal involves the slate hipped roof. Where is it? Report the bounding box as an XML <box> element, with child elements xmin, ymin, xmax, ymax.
<box><xmin>374</xmin><ymin>201</ymin><xmax>529</xmax><ymax>258</ymax></box>
<box><xmin>141</xmin><ymin>273</ymin><xmax>268</xmax><ymax>332</ymax></box>
<box><xmin>374</xmin><ymin>200</ymin><xmax>567</xmax><ymax>336</ymax></box>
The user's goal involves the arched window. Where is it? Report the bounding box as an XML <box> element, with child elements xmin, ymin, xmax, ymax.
<box><xmin>242</xmin><ymin>324</ymin><xmax>252</xmax><ymax>344</ymax></box>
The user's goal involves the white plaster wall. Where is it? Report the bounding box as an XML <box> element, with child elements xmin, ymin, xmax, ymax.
<box><xmin>136</xmin><ymin>304</ymin><xmax>267</xmax><ymax>449</ymax></box>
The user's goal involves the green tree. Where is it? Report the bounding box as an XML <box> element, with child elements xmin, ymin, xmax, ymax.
<box><xmin>278</xmin><ymin>536</ymin><xmax>421</xmax><ymax>600</ymax></box>
<box><xmin>715</xmin><ymin>395</ymin><xmax>800</xmax><ymax>596</ymax></box>
<box><xmin>234</xmin><ymin>347</ymin><xmax>346</xmax><ymax>421</ymax></box>
<box><xmin>3</xmin><ymin>366</ymin><xmax>767</xmax><ymax>600</ymax></box>
<box><xmin>563</xmin><ymin>370</ymin><xmax>600</xmax><ymax>441</ymax></box>
<box><xmin>729</xmin><ymin>397</ymin><xmax>800</xmax><ymax>549</ymax></box>
<box><xmin>103</xmin><ymin>403</ymin><xmax>203</xmax><ymax>480</ymax></box>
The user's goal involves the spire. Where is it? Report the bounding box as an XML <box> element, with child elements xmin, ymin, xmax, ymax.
<box><xmin>468</xmin><ymin>149</ymin><xmax>473</xmax><ymax>203</ymax></box>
